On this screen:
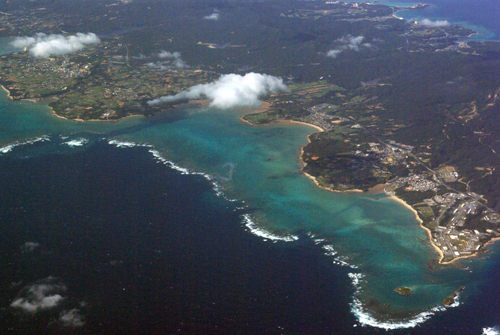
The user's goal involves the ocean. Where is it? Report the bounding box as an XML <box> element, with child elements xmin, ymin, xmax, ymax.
<box><xmin>1</xmin><ymin>1</ymin><xmax>500</xmax><ymax>333</ymax></box>
<box><xmin>356</xmin><ymin>0</ymin><xmax>500</xmax><ymax>41</ymax></box>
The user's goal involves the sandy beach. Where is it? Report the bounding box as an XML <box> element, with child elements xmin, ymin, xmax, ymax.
<box><xmin>238</xmin><ymin>103</ymin><xmax>365</xmax><ymax>195</ymax></box>
<box><xmin>388</xmin><ymin>194</ymin><xmax>445</xmax><ymax>262</ymax></box>
<box><xmin>387</xmin><ymin>193</ymin><xmax>486</xmax><ymax>265</ymax></box>
<box><xmin>238</xmin><ymin>102</ymin><xmax>273</xmax><ymax>127</ymax></box>
<box><xmin>285</xmin><ymin>120</ymin><xmax>324</xmax><ymax>133</ymax></box>
<box><xmin>240</xmin><ymin>105</ymin><xmax>491</xmax><ymax>266</ymax></box>
<box><xmin>296</xmin><ymin>131</ymin><xmax>365</xmax><ymax>194</ymax></box>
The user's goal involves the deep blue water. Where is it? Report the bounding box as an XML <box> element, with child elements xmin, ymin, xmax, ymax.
<box><xmin>1</xmin><ymin>138</ymin><xmax>500</xmax><ymax>335</ymax></box>
<box><xmin>0</xmin><ymin>140</ymin><xmax>359</xmax><ymax>334</ymax></box>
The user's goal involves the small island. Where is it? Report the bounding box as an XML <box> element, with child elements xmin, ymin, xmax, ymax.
<box><xmin>443</xmin><ymin>286</ymin><xmax>465</xmax><ymax>306</ymax></box>
<box><xmin>394</xmin><ymin>287</ymin><xmax>413</xmax><ymax>296</ymax></box>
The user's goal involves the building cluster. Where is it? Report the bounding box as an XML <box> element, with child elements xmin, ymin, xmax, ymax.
<box><xmin>0</xmin><ymin>53</ymin><xmax>91</xmax><ymax>100</ymax></box>
<box><xmin>292</xmin><ymin>103</ymin><xmax>340</xmax><ymax>131</ymax></box>
<box><xmin>0</xmin><ymin>42</ymin><xmax>211</xmax><ymax>119</ymax></box>
<box><xmin>421</xmin><ymin>191</ymin><xmax>500</xmax><ymax>261</ymax></box>
<box><xmin>392</xmin><ymin>174</ymin><xmax>439</xmax><ymax>192</ymax></box>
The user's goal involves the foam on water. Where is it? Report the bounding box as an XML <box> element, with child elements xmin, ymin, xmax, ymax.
<box><xmin>241</xmin><ymin>214</ymin><xmax>299</xmax><ymax>242</ymax></box>
<box><xmin>64</xmin><ymin>138</ymin><xmax>88</xmax><ymax>147</ymax></box>
<box><xmin>348</xmin><ymin>272</ymin><xmax>461</xmax><ymax>330</ymax></box>
<box><xmin>107</xmin><ymin>139</ymin><xmax>240</xmax><ymax>202</ymax></box>
<box><xmin>107</xmin><ymin>139</ymin><xmax>152</xmax><ymax>149</ymax></box>
<box><xmin>0</xmin><ymin>136</ymin><xmax>50</xmax><ymax>154</ymax></box>
<box><xmin>483</xmin><ymin>327</ymin><xmax>500</xmax><ymax>335</ymax></box>
<box><xmin>322</xmin><ymin>244</ymin><xmax>338</xmax><ymax>256</ymax></box>
<box><xmin>0</xmin><ymin>106</ymin><xmax>478</xmax><ymax>328</ymax></box>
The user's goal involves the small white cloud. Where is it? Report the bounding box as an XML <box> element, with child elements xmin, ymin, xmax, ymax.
<box><xmin>339</xmin><ymin>35</ymin><xmax>365</xmax><ymax>51</ymax></box>
<box><xmin>326</xmin><ymin>49</ymin><xmax>343</xmax><ymax>58</ymax></box>
<box><xmin>203</xmin><ymin>12</ymin><xmax>220</xmax><ymax>20</ymax></box>
<box><xmin>418</xmin><ymin>18</ymin><xmax>450</xmax><ymax>27</ymax></box>
<box><xmin>60</xmin><ymin>309</ymin><xmax>85</xmax><ymax>327</ymax></box>
<box><xmin>148</xmin><ymin>50</ymin><xmax>187</xmax><ymax>69</ymax></box>
<box><xmin>148</xmin><ymin>72</ymin><xmax>288</xmax><ymax>109</ymax></box>
<box><xmin>158</xmin><ymin>50</ymin><xmax>181</xmax><ymax>59</ymax></box>
<box><xmin>11</xmin><ymin>33</ymin><xmax>100</xmax><ymax>58</ymax></box>
<box><xmin>22</xmin><ymin>242</ymin><xmax>40</xmax><ymax>252</ymax></box>
<box><xmin>326</xmin><ymin>35</ymin><xmax>371</xmax><ymax>58</ymax></box>
<box><xmin>11</xmin><ymin>277</ymin><xmax>67</xmax><ymax>313</ymax></box>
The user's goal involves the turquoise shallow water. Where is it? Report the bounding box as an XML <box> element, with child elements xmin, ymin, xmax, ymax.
<box><xmin>111</xmin><ymin>106</ymin><xmax>478</xmax><ymax>323</ymax></box>
<box><xmin>343</xmin><ymin>0</ymin><xmax>500</xmax><ymax>41</ymax></box>
<box><xmin>0</xmin><ymin>38</ymin><xmax>497</xmax><ymax>329</ymax></box>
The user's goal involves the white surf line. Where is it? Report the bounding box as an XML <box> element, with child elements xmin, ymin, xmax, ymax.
<box><xmin>64</xmin><ymin>138</ymin><xmax>89</xmax><ymax>147</ymax></box>
<box><xmin>107</xmin><ymin>139</ymin><xmax>238</xmax><ymax>202</ymax></box>
<box><xmin>241</xmin><ymin>214</ymin><xmax>299</xmax><ymax>242</ymax></box>
<box><xmin>348</xmin><ymin>273</ymin><xmax>461</xmax><ymax>330</ymax></box>
<box><xmin>0</xmin><ymin>135</ymin><xmax>50</xmax><ymax>154</ymax></box>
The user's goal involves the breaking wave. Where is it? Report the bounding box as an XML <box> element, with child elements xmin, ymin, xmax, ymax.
<box><xmin>107</xmin><ymin>139</ymin><xmax>237</xmax><ymax>201</ymax></box>
<box><xmin>319</xmin><ymin>243</ymin><xmax>358</xmax><ymax>269</ymax></box>
<box><xmin>484</xmin><ymin>327</ymin><xmax>500</xmax><ymax>335</ymax></box>
<box><xmin>348</xmin><ymin>273</ymin><xmax>461</xmax><ymax>330</ymax></box>
<box><xmin>64</xmin><ymin>138</ymin><xmax>88</xmax><ymax>147</ymax></box>
<box><xmin>241</xmin><ymin>214</ymin><xmax>299</xmax><ymax>242</ymax></box>
<box><xmin>0</xmin><ymin>135</ymin><xmax>50</xmax><ymax>154</ymax></box>
<box><xmin>107</xmin><ymin>139</ymin><xmax>152</xmax><ymax>149</ymax></box>
<box><xmin>306</xmin><ymin>233</ymin><xmax>358</xmax><ymax>268</ymax></box>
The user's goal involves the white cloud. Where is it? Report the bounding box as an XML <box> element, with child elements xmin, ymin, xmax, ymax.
<box><xmin>152</xmin><ymin>50</ymin><xmax>187</xmax><ymax>69</ymax></box>
<box><xmin>22</xmin><ymin>242</ymin><xmax>40</xmax><ymax>252</ymax></box>
<box><xmin>339</xmin><ymin>35</ymin><xmax>366</xmax><ymax>51</ymax></box>
<box><xmin>10</xmin><ymin>278</ymin><xmax>67</xmax><ymax>313</ymax></box>
<box><xmin>132</xmin><ymin>51</ymin><xmax>187</xmax><ymax>69</ymax></box>
<box><xmin>60</xmin><ymin>309</ymin><xmax>85</xmax><ymax>327</ymax></box>
<box><xmin>418</xmin><ymin>18</ymin><xmax>450</xmax><ymax>27</ymax></box>
<box><xmin>158</xmin><ymin>50</ymin><xmax>180</xmax><ymax>59</ymax></box>
<box><xmin>326</xmin><ymin>35</ymin><xmax>372</xmax><ymax>58</ymax></box>
<box><xmin>203</xmin><ymin>12</ymin><xmax>220</xmax><ymax>20</ymax></box>
<box><xmin>326</xmin><ymin>49</ymin><xmax>343</xmax><ymax>58</ymax></box>
<box><xmin>148</xmin><ymin>72</ymin><xmax>288</xmax><ymax>109</ymax></box>
<box><xmin>11</xmin><ymin>33</ymin><xmax>100</xmax><ymax>58</ymax></box>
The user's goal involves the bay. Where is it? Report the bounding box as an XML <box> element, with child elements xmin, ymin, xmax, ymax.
<box><xmin>353</xmin><ymin>0</ymin><xmax>500</xmax><ymax>41</ymax></box>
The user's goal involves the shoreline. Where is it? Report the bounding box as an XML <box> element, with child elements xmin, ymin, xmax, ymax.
<box><xmin>0</xmin><ymin>84</ymin><xmax>12</xmax><ymax>99</ymax></box>
<box><xmin>44</xmin><ymin>103</ymin><xmax>143</xmax><ymax>123</ymax></box>
<box><xmin>387</xmin><ymin>194</ymin><xmax>446</xmax><ymax>263</ymax></box>
<box><xmin>485</xmin><ymin>237</ymin><xmax>500</xmax><ymax>247</ymax></box>
<box><xmin>239</xmin><ymin>111</ymin><xmax>358</xmax><ymax>194</ymax></box>
<box><xmin>285</xmin><ymin>120</ymin><xmax>325</xmax><ymax>133</ymax></box>
<box><xmin>1</xmin><ymin>81</ymin><xmax>212</xmax><ymax>123</ymax></box>
<box><xmin>238</xmin><ymin>103</ymin><xmax>325</xmax><ymax>134</ymax></box>
<box><xmin>239</xmin><ymin>102</ymin><xmax>491</xmax><ymax>266</ymax></box>
<box><xmin>387</xmin><ymin>192</ymin><xmax>488</xmax><ymax>265</ymax></box>
<box><xmin>298</xmin><ymin>132</ymin><xmax>364</xmax><ymax>194</ymax></box>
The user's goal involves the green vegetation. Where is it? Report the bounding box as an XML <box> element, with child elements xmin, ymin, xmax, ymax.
<box><xmin>443</xmin><ymin>286</ymin><xmax>465</xmax><ymax>306</ymax></box>
<box><xmin>0</xmin><ymin>42</ymin><xmax>212</xmax><ymax>120</ymax></box>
